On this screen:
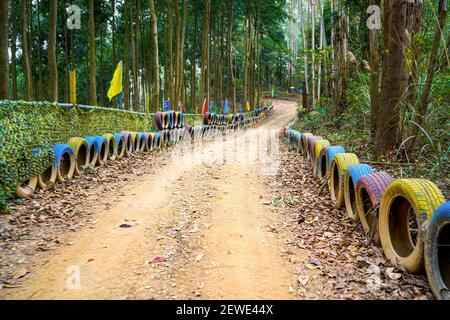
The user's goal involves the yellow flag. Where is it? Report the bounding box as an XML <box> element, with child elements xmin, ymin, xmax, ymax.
<box><xmin>107</xmin><ymin>61</ymin><xmax>123</xmax><ymax>101</ymax></box>
<box><xmin>246</xmin><ymin>101</ymin><xmax>251</xmax><ymax>111</ymax></box>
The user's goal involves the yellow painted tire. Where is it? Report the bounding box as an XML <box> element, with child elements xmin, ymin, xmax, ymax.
<box><xmin>301</xmin><ymin>133</ymin><xmax>312</xmax><ymax>156</ymax></box>
<box><xmin>329</xmin><ymin>153</ymin><xmax>359</xmax><ymax>208</ymax></box>
<box><xmin>379</xmin><ymin>179</ymin><xmax>445</xmax><ymax>273</ymax></box>
<box><xmin>38</xmin><ymin>165</ymin><xmax>57</xmax><ymax>190</ymax></box>
<box><xmin>56</xmin><ymin>152</ymin><xmax>76</xmax><ymax>183</ymax></box>
<box><xmin>313</xmin><ymin>140</ymin><xmax>330</xmax><ymax>178</ymax></box>
<box><xmin>16</xmin><ymin>177</ymin><xmax>38</xmax><ymax>198</ymax></box>
<box><xmin>103</xmin><ymin>134</ymin><xmax>117</xmax><ymax>161</ymax></box>
<box><xmin>68</xmin><ymin>137</ymin><xmax>90</xmax><ymax>176</ymax></box>
<box><xmin>130</xmin><ymin>132</ymin><xmax>139</xmax><ymax>153</ymax></box>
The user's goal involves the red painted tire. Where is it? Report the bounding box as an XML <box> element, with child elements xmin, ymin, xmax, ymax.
<box><xmin>356</xmin><ymin>171</ymin><xmax>394</xmax><ymax>244</ymax></box>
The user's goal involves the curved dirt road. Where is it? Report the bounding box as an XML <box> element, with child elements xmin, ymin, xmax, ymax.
<box><xmin>1</xmin><ymin>100</ymin><xmax>299</xmax><ymax>300</ymax></box>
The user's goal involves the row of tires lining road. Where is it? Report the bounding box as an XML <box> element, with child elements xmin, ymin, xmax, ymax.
<box><xmin>14</xmin><ymin>105</ymin><xmax>273</xmax><ymax>197</ymax></box>
<box><xmin>284</xmin><ymin>129</ymin><xmax>449</xmax><ymax>300</ymax></box>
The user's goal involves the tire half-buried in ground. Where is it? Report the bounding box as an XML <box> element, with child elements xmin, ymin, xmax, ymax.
<box><xmin>68</xmin><ymin>137</ymin><xmax>90</xmax><ymax>175</ymax></box>
<box><xmin>53</xmin><ymin>144</ymin><xmax>76</xmax><ymax>183</ymax></box>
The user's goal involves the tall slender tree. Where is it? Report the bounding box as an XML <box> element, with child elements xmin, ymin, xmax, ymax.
<box><xmin>48</xmin><ymin>0</ymin><xmax>58</xmax><ymax>102</ymax></box>
<box><xmin>88</xmin><ymin>0</ymin><xmax>97</xmax><ymax>105</ymax></box>
<box><xmin>0</xmin><ymin>0</ymin><xmax>8</xmax><ymax>99</ymax></box>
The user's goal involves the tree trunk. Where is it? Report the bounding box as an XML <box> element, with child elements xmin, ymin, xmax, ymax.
<box><xmin>149</xmin><ymin>0</ymin><xmax>160</xmax><ymax>112</ymax></box>
<box><xmin>299</xmin><ymin>0</ymin><xmax>309</xmax><ymax>110</ymax></box>
<box><xmin>200</xmin><ymin>0</ymin><xmax>210</xmax><ymax>106</ymax></box>
<box><xmin>228</xmin><ymin>0</ymin><xmax>237</xmax><ymax>112</ymax></box>
<box><xmin>369</xmin><ymin>0</ymin><xmax>381</xmax><ymax>140</ymax></box>
<box><xmin>11</xmin><ymin>0</ymin><xmax>18</xmax><ymax>99</ymax></box>
<box><xmin>21</xmin><ymin>0</ymin><xmax>33</xmax><ymax>100</ymax></box>
<box><xmin>88</xmin><ymin>0</ymin><xmax>97</xmax><ymax>105</ymax></box>
<box><xmin>0</xmin><ymin>0</ymin><xmax>9</xmax><ymax>99</ymax></box>
<box><xmin>311</xmin><ymin>0</ymin><xmax>316</xmax><ymax>107</ymax></box>
<box><xmin>48</xmin><ymin>0</ymin><xmax>58</xmax><ymax>102</ymax></box>
<box><xmin>373</xmin><ymin>0</ymin><xmax>408</xmax><ymax>157</ymax></box>
<box><xmin>191</xmin><ymin>10</ymin><xmax>198</xmax><ymax>113</ymax></box>
<box><xmin>130</xmin><ymin>0</ymin><xmax>138</xmax><ymax>111</ymax></box>
<box><xmin>124</xmin><ymin>0</ymin><xmax>130</xmax><ymax>108</ymax></box>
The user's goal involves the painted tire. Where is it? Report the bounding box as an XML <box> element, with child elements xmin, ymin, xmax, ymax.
<box><xmin>315</xmin><ymin>146</ymin><xmax>329</xmax><ymax>180</ymax></box>
<box><xmin>307</xmin><ymin>136</ymin><xmax>323</xmax><ymax>161</ymax></box>
<box><xmin>120</xmin><ymin>131</ymin><xmax>132</xmax><ymax>157</ymax></box>
<box><xmin>155</xmin><ymin>112</ymin><xmax>165</xmax><ymax>131</ymax></box>
<box><xmin>137</xmin><ymin>132</ymin><xmax>146</xmax><ymax>152</ymax></box>
<box><xmin>174</xmin><ymin>112</ymin><xmax>180</xmax><ymax>128</ymax></box>
<box><xmin>16</xmin><ymin>177</ymin><xmax>38</xmax><ymax>198</ymax></box>
<box><xmin>170</xmin><ymin>111</ymin><xmax>176</xmax><ymax>129</ymax></box>
<box><xmin>379</xmin><ymin>179</ymin><xmax>445</xmax><ymax>273</ymax></box>
<box><xmin>204</xmin><ymin>112</ymin><xmax>211</xmax><ymax>125</ymax></box>
<box><xmin>129</xmin><ymin>132</ymin><xmax>139</xmax><ymax>153</ymax></box>
<box><xmin>300</xmin><ymin>133</ymin><xmax>312</xmax><ymax>155</ymax></box>
<box><xmin>53</xmin><ymin>144</ymin><xmax>76</xmax><ymax>183</ymax></box>
<box><xmin>343</xmin><ymin>164</ymin><xmax>374</xmax><ymax>222</ymax></box>
<box><xmin>312</xmin><ymin>140</ymin><xmax>330</xmax><ymax>177</ymax></box>
<box><xmin>144</xmin><ymin>133</ymin><xmax>152</xmax><ymax>152</ymax></box>
<box><xmin>162</xmin><ymin>112</ymin><xmax>169</xmax><ymax>129</ymax></box>
<box><xmin>85</xmin><ymin>136</ymin><xmax>99</xmax><ymax>165</ymax></box>
<box><xmin>103</xmin><ymin>134</ymin><xmax>117</xmax><ymax>161</ymax></box>
<box><xmin>425</xmin><ymin>202</ymin><xmax>450</xmax><ymax>300</ymax></box>
<box><xmin>38</xmin><ymin>163</ymin><xmax>57</xmax><ymax>190</ymax></box>
<box><xmin>329</xmin><ymin>153</ymin><xmax>360</xmax><ymax>208</ymax></box>
<box><xmin>68</xmin><ymin>137</ymin><xmax>90</xmax><ymax>175</ymax></box>
<box><xmin>114</xmin><ymin>133</ymin><xmax>126</xmax><ymax>159</ymax></box>
<box><xmin>356</xmin><ymin>171</ymin><xmax>394</xmax><ymax>244</ymax></box>
<box><xmin>94</xmin><ymin>136</ymin><xmax>108</xmax><ymax>166</ymax></box>
<box><xmin>154</xmin><ymin>132</ymin><xmax>161</xmax><ymax>149</ymax></box>
<box><xmin>179</xmin><ymin>111</ymin><xmax>185</xmax><ymax>128</ymax></box>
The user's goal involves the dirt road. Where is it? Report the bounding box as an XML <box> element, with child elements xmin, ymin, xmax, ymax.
<box><xmin>1</xmin><ymin>100</ymin><xmax>301</xmax><ymax>300</ymax></box>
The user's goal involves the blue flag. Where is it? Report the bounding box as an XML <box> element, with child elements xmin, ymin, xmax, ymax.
<box><xmin>240</xmin><ymin>105</ymin><xmax>243</xmax><ymax>113</ymax></box>
<box><xmin>163</xmin><ymin>100</ymin><xmax>170</xmax><ymax>111</ymax></box>
<box><xmin>118</xmin><ymin>92</ymin><xmax>123</xmax><ymax>109</ymax></box>
<box><xmin>223</xmin><ymin>99</ymin><xmax>229</xmax><ymax>114</ymax></box>
<box><xmin>209</xmin><ymin>101</ymin><xmax>213</xmax><ymax>113</ymax></box>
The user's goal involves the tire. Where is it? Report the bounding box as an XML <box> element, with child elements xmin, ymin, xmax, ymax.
<box><xmin>425</xmin><ymin>202</ymin><xmax>450</xmax><ymax>300</ymax></box>
<box><xmin>312</xmin><ymin>140</ymin><xmax>330</xmax><ymax>177</ymax></box>
<box><xmin>343</xmin><ymin>164</ymin><xmax>374</xmax><ymax>222</ymax></box>
<box><xmin>301</xmin><ymin>133</ymin><xmax>312</xmax><ymax>155</ymax></box>
<box><xmin>16</xmin><ymin>177</ymin><xmax>38</xmax><ymax>198</ymax></box>
<box><xmin>68</xmin><ymin>137</ymin><xmax>90</xmax><ymax>175</ymax></box>
<box><xmin>379</xmin><ymin>179</ymin><xmax>445</xmax><ymax>273</ymax></box>
<box><xmin>85</xmin><ymin>136</ymin><xmax>99</xmax><ymax>165</ymax></box>
<box><xmin>307</xmin><ymin>136</ymin><xmax>323</xmax><ymax>161</ymax></box>
<box><xmin>130</xmin><ymin>132</ymin><xmax>139</xmax><ymax>153</ymax></box>
<box><xmin>144</xmin><ymin>133</ymin><xmax>153</xmax><ymax>152</ymax></box>
<box><xmin>121</xmin><ymin>131</ymin><xmax>133</xmax><ymax>157</ymax></box>
<box><xmin>316</xmin><ymin>147</ymin><xmax>329</xmax><ymax>180</ymax></box>
<box><xmin>155</xmin><ymin>112</ymin><xmax>165</xmax><ymax>130</ymax></box>
<box><xmin>154</xmin><ymin>132</ymin><xmax>161</xmax><ymax>149</ymax></box>
<box><xmin>53</xmin><ymin>144</ymin><xmax>76</xmax><ymax>183</ymax></box>
<box><xmin>294</xmin><ymin>132</ymin><xmax>302</xmax><ymax>153</ymax></box>
<box><xmin>38</xmin><ymin>164</ymin><xmax>57</xmax><ymax>190</ymax></box>
<box><xmin>137</xmin><ymin>132</ymin><xmax>146</xmax><ymax>152</ymax></box>
<box><xmin>204</xmin><ymin>112</ymin><xmax>211</xmax><ymax>125</ymax></box>
<box><xmin>103</xmin><ymin>134</ymin><xmax>117</xmax><ymax>161</ymax></box>
<box><xmin>162</xmin><ymin>112</ymin><xmax>169</xmax><ymax>129</ymax></box>
<box><xmin>114</xmin><ymin>133</ymin><xmax>126</xmax><ymax>159</ymax></box>
<box><xmin>179</xmin><ymin>111</ymin><xmax>185</xmax><ymax>128</ymax></box>
<box><xmin>356</xmin><ymin>171</ymin><xmax>394</xmax><ymax>244</ymax></box>
<box><xmin>174</xmin><ymin>112</ymin><xmax>180</xmax><ymax>128</ymax></box>
<box><xmin>329</xmin><ymin>153</ymin><xmax>359</xmax><ymax>208</ymax></box>
<box><xmin>95</xmin><ymin>136</ymin><xmax>108</xmax><ymax>166</ymax></box>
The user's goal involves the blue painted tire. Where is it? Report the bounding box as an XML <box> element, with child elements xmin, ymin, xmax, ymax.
<box><xmin>114</xmin><ymin>133</ymin><xmax>126</xmax><ymax>159</ymax></box>
<box><xmin>94</xmin><ymin>136</ymin><xmax>108</xmax><ymax>166</ymax></box>
<box><xmin>169</xmin><ymin>111</ymin><xmax>175</xmax><ymax>129</ymax></box>
<box><xmin>154</xmin><ymin>132</ymin><xmax>161</xmax><ymax>149</ymax></box>
<box><xmin>425</xmin><ymin>202</ymin><xmax>450</xmax><ymax>300</ymax></box>
<box><xmin>344</xmin><ymin>164</ymin><xmax>374</xmax><ymax>222</ymax></box>
<box><xmin>85</xmin><ymin>136</ymin><xmax>99</xmax><ymax>165</ymax></box>
<box><xmin>53</xmin><ymin>144</ymin><xmax>75</xmax><ymax>183</ymax></box>
<box><xmin>137</xmin><ymin>132</ymin><xmax>146</xmax><ymax>152</ymax></box>
<box><xmin>326</xmin><ymin>146</ymin><xmax>346</xmax><ymax>169</ymax></box>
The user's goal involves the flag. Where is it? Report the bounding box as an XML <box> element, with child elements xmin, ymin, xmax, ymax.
<box><xmin>202</xmin><ymin>98</ymin><xmax>207</xmax><ymax>115</ymax></box>
<box><xmin>163</xmin><ymin>99</ymin><xmax>170</xmax><ymax>111</ymax></box>
<box><xmin>209</xmin><ymin>101</ymin><xmax>213</xmax><ymax>113</ymax></box>
<box><xmin>223</xmin><ymin>98</ymin><xmax>229</xmax><ymax>114</ymax></box>
<box><xmin>69</xmin><ymin>70</ymin><xmax>77</xmax><ymax>104</ymax></box>
<box><xmin>107</xmin><ymin>61</ymin><xmax>123</xmax><ymax>102</ymax></box>
<box><xmin>246</xmin><ymin>101</ymin><xmax>251</xmax><ymax>112</ymax></box>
